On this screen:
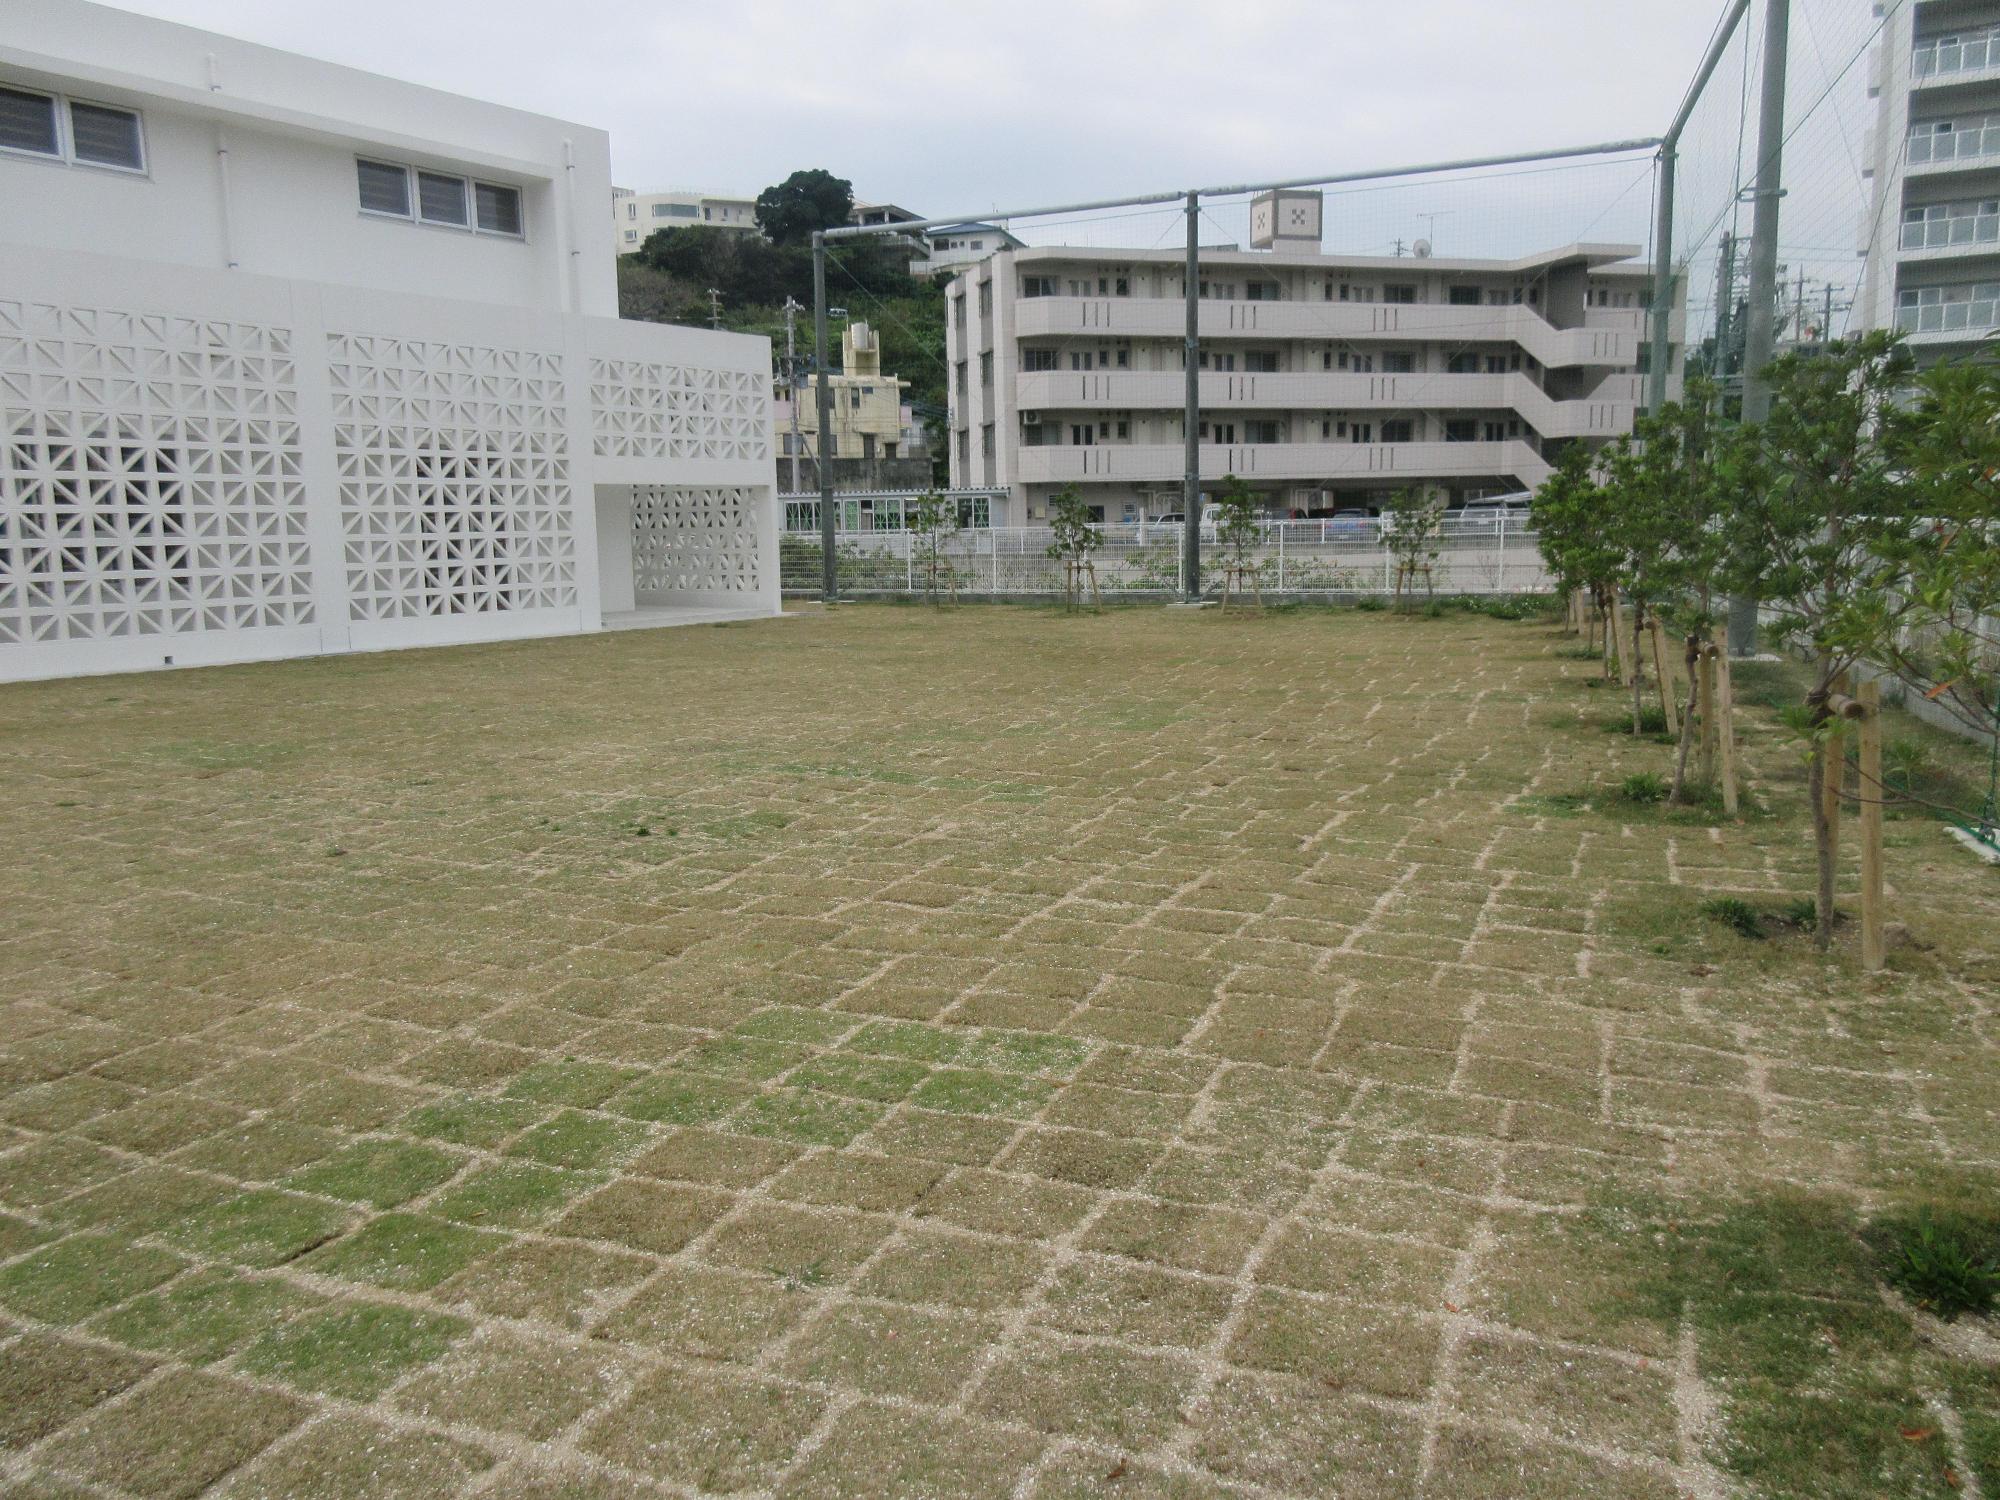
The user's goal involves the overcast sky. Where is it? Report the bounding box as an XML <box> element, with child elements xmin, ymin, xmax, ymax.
<box><xmin>119</xmin><ymin>1</ymin><xmax>1726</xmax><ymax>221</ymax></box>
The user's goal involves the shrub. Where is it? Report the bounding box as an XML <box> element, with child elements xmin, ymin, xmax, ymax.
<box><xmin>1781</xmin><ymin>897</ymin><xmax>1818</xmax><ymax>930</ymax></box>
<box><xmin>1619</xmin><ymin>772</ymin><xmax>1669</xmax><ymax>804</ymax></box>
<box><xmin>1699</xmin><ymin>896</ymin><xmax>1764</xmax><ymax>939</ymax></box>
<box><xmin>1877</xmin><ymin>1210</ymin><xmax>2000</xmax><ymax>1320</ymax></box>
<box><xmin>1354</xmin><ymin>596</ymin><xmax>1387</xmax><ymax>612</ymax></box>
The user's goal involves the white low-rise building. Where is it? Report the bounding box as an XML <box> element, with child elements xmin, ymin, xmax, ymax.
<box><xmin>947</xmin><ymin>221</ymin><xmax>1675</xmax><ymax>526</ymax></box>
<box><xmin>2</xmin><ymin>0</ymin><xmax>779</xmax><ymax>683</ymax></box>
<box><xmin>612</xmin><ymin>187</ymin><xmax>760</xmax><ymax>253</ymax></box>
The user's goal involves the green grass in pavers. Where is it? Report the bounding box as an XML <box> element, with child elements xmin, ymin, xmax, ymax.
<box><xmin>401</xmin><ymin>1094</ymin><xmax>548</xmax><ymax>1149</ymax></box>
<box><xmin>93</xmin><ymin>1269</ymin><xmax>324</xmax><ymax>1365</ymax></box>
<box><xmin>0</xmin><ymin>1233</ymin><xmax>184</xmax><ymax>1323</ymax></box>
<box><xmin>731</xmin><ymin>1088</ymin><xmax>884</xmax><ymax>1146</ymax></box>
<box><xmin>909</xmin><ymin>1067</ymin><xmax>1056</xmax><ymax>1118</ymax></box>
<box><xmin>0</xmin><ymin>1332</ymin><xmax>154</xmax><ymax>1449</ymax></box>
<box><xmin>9</xmin><ymin>605</ymin><xmax>2000</xmax><ymax>1499</ymax></box>
<box><xmin>604</xmin><ymin>1070</ymin><xmax>757</xmax><ymax>1125</ymax></box>
<box><xmin>302</xmin><ymin>1212</ymin><xmax>501</xmax><ymax>1291</ymax></box>
<box><xmin>158</xmin><ymin>1189</ymin><xmax>353</xmax><ymax>1269</ymax></box>
<box><xmin>503</xmin><ymin>1108</ymin><xmax>650</xmax><ymax>1170</ymax></box>
<box><xmin>580</xmin><ymin>1366</ymin><xmax>827</xmax><ymax>1493</ymax></box>
<box><xmin>393</xmin><ymin>1332</ymin><xmax>633</xmax><ymax>1441</ymax></box>
<box><xmin>428</xmin><ymin>1161</ymin><xmax>602</xmax><ymax>1228</ymax></box>
<box><xmin>39</xmin><ymin>1368</ymin><xmax>307</xmax><ymax>1499</ymax></box>
<box><xmin>213</xmin><ymin>1416</ymin><xmax>497</xmax><ymax>1499</ymax></box>
<box><xmin>241</xmin><ymin>1299</ymin><xmax>468</xmax><ymax>1400</ymax></box>
<box><xmin>280</xmin><ymin>1138</ymin><xmax>462</xmax><ymax>1208</ymax></box>
<box><xmin>774</xmin><ymin>1402</ymin><xmax>1045</xmax><ymax>1500</ymax></box>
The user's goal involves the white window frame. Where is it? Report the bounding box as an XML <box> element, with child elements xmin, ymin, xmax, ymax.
<box><xmin>0</xmin><ymin>84</ymin><xmax>147</xmax><ymax>176</ymax></box>
<box><xmin>356</xmin><ymin>155</ymin><xmax>526</xmax><ymax>240</ymax></box>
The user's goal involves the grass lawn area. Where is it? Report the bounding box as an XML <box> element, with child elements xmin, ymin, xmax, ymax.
<box><xmin>2</xmin><ymin>601</ymin><xmax>1997</xmax><ymax>1499</ymax></box>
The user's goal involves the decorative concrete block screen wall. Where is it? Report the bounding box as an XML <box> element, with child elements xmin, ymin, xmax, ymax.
<box><xmin>0</xmin><ymin>246</ymin><xmax>778</xmax><ymax>682</ymax></box>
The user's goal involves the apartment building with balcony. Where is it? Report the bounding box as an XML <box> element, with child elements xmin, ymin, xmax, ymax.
<box><xmin>3</xmin><ymin>0</ymin><xmax>779</xmax><ymax>682</ymax></box>
<box><xmin>946</xmin><ymin>228</ymin><xmax>1669</xmax><ymax>525</ymax></box>
<box><xmin>1858</xmin><ymin>0</ymin><xmax>2000</xmax><ymax>360</ymax></box>
<box><xmin>612</xmin><ymin>187</ymin><xmax>759</xmax><ymax>253</ymax></box>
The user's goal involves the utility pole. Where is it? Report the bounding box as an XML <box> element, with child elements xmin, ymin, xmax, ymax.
<box><xmin>1732</xmin><ymin>0</ymin><xmax>1789</xmax><ymax>657</ymax></box>
<box><xmin>812</xmin><ymin>234</ymin><xmax>836</xmax><ymax>602</ymax></box>
<box><xmin>1822</xmin><ymin>281</ymin><xmax>1836</xmax><ymax>344</ymax></box>
<box><xmin>1181</xmin><ymin>190</ymin><xmax>1202</xmax><ymax>604</ymax></box>
<box><xmin>1713</xmin><ymin>232</ymin><xmax>1737</xmax><ymax>384</ymax></box>
<box><xmin>782</xmin><ymin>296</ymin><xmax>803</xmax><ymax>496</ymax></box>
<box><xmin>706</xmin><ymin>288</ymin><xmax>723</xmax><ymax>330</ymax></box>
<box><xmin>1391</xmin><ymin>237</ymin><xmax>1407</xmax><ymax>258</ymax></box>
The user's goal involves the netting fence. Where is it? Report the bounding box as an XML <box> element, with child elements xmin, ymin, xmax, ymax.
<box><xmin>780</xmin><ymin>519</ymin><xmax>1550</xmax><ymax>601</ymax></box>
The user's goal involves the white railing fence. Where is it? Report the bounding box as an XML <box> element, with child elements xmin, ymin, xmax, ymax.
<box><xmin>780</xmin><ymin>519</ymin><xmax>1552</xmax><ymax>599</ymax></box>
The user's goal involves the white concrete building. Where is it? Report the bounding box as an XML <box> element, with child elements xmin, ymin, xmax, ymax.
<box><xmin>612</xmin><ymin>188</ymin><xmax>759</xmax><ymax>253</ymax></box>
<box><xmin>1857</xmin><ymin>0</ymin><xmax>2000</xmax><ymax>362</ymax></box>
<box><xmin>947</xmin><ymin>231</ymin><xmax>1668</xmax><ymax>525</ymax></box>
<box><xmin>914</xmin><ymin>222</ymin><xmax>1027</xmax><ymax>280</ymax></box>
<box><xmin>2</xmin><ymin>0</ymin><xmax>780</xmax><ymax>683</ymax></box>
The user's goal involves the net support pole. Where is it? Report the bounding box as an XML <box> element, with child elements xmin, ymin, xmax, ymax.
<box><xmin>1181</xmin><ymin>190</ymin><xmax>1202</xmax><ymax>603</ymax></box>
<box><xmin>813</xmin><ymin>231</ymin><xmax>836</xmax><ymax>603</ymax></box>
<box><xmin>1733</xmin><ymin>0</ymin><xmax>1791</xmax><ymax>657</ymax></box>
<box><xmin>1646</xmin><ymin>146</ymin><xmax>1675</xmax><ymax>414</ymax></box>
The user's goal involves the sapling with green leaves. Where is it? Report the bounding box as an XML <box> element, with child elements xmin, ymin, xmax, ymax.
<box><xmin>1595</xmin><ymin>431</ymin><xmax>1680</xmax><ymax>736</ymax></box>
<box><xmin>1210</xmin><ymin>475</ymin><xmax>1264</xmax><ymax>604</ymax></box>
<box><xmin>909</xmin><ymin>490</ymin><xmax>960</xmax><ymax>606</ymax></box>
<box><xmin>1532</xmin><ymin>443</ymin><xmax>1619</xmax><ymax>657</ymax></box>
<box><xmin>1886</xmin><ymin>358</ymin><xmax>2000</xmax><ymax>841</ymax></box>
<box><xmin>1382</xmin><ymin>488</ymin><xmax>1445</xmax><ymax>614</ymax></box>
<box><xmin>1045</xmin><ymin>482</ymin><xmax>1102</xmax><ymax>611</ymax></box>
<box><xmin>1721</xmin><ymin>331</ymin><xmax>1922</xmax><ymax>949</ymax></box>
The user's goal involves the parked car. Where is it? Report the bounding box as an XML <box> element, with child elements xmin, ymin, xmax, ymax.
<box><xmin>1453</xmin><ymin>497</ymin><xmax>1532</xmax><ymax>532</ymax></box>
<box><xmin>1323</xmin><ymin>507</ymin><xmax>1377</xmax><ymax>538</ymax></box>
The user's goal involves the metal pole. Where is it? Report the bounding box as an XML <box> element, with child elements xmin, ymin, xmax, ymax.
<box><xmin>1646</xmin><ymin>147</ymin><xmax>1676</xmax><ymax>413</ymax></box>
<box><xmin>814</xmin><ymin>232</ymin><xmax>836</xmax><ymax>602</ymax></box>
<box><xmin>1182</xmin><ymin>190</ymin><xmax>1201</xmax><ymax>603</ymax></box>
<box><xmin>783</xmin><ymin>296</ymin><xmax>802</xmax><ymax>496</ymax></box>
<box><xmin>1733</xmin><ymin>0</ymin><xmax>1790</xmax><ymax>657</ymax></box>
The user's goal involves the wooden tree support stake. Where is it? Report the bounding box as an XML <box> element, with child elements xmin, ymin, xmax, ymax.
<box><xmin>1710</xmin><ymin>627</ymin><xmax>1739</xmax><ymax>816</ymax></box>
<box><xmin>1647</xmin><ymin>617</ymin><xmax>1680</xmax><ymax>736</ymax></box>
<box><xmin>1858</xmin><ymin>679</ymin><xmax>1885</xmax><ymax>972</ymax></box>
<box><xmin>1822</xmin><ymin>671</ymin><xmax>1850</xmax><ymax>875</ymax></box>
<box><xmin>1699</xmin><ymin>646</ymin><xmax>1718</xmax><ymax>785</ymax></box>
<box><xmin>1611</xmin><ymin>589</ymin><xmax>1634</xmax><ymax>686</ymax></box>
<box><xmin>1220</xmin><ymin>562</ymin><xmax>1263</xmax><ymax>615</ymax></box>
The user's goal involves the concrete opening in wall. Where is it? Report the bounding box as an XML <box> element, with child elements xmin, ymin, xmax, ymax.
<box><xmin>593</xmin><ymin>483</ymin><xmax>778</xmax><ymax>632</ymax></box>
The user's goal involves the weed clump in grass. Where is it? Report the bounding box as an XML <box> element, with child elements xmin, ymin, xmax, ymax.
<box><xmin>1781</xmin><ymin>897</ymin><xmax>1817</xmax><ymax>930</ymax></box>
<box><xmin>1617</xmin><ymin>772</ymin><xmax>1669</xmax><ymax>804</ymax></box>
<box><xmin>1602</xmin><ymin>706</ymin><xmax>1672</xmax><ymax>742</ymax></box>
<box><xmin>1876</xmin><ymin>1209</ymin><xmax>2000</xmax><ymax>1320</ymax></box>
<box><xmin>1352</xmin><ymin>596</ymin><xmax>1386</xmax><ymax>612</ymax></box>
<box><xmin>1699</xmin><ymin>896</ymin><xmax>1765</xmax><ymax>940</ymax></box>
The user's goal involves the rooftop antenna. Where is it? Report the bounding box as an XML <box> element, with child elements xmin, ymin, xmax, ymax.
<box><xmin>1416</xmin><ymin>212</ymin><xmax>1452</xmax><ymax>254</ymax></box>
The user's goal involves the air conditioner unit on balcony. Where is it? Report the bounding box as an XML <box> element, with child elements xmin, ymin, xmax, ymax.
<box><xmin>1021</xmin><ymin>411</ymin><xmax>1041</xmax><ymax>427</ymax></box>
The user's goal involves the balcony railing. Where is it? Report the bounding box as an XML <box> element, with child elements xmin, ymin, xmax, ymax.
<box><xmin>1908</xmin><ymin>123</ymin><xmax>2000</xmax><ymax>165</ymax></box>
<box><xmin>1902</xmin><ymin>212</ymin><xmax>2000</xmax><ymax>250</ymax></box>
<box><xmin>1915</xmin><ymin>33</ymin><xmax>2000</xmax><ymax>79</ymax></box>
<box><xmin>1895</xmin><ymin>294</ymin><xmax>2000</xmax><ymax>334</ymax></box>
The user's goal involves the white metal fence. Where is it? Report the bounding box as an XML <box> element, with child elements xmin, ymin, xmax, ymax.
<box><xmin>780</xmin><ymin>518</ymin><xmax>1552</xmax><ymax>599</ymax></box>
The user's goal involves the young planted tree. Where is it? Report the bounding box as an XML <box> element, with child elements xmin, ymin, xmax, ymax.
<box><xmin>909</xmin><ymin>490</ymin><xmax>960</xmax><ymax>606</ymax></box>
<box><xmin>1045</xmin><ymin>482</ymin><xmax>1102</xmax><ymax>611</ymax></box>
<box><xmin>1382</xmin><ymin>488</ymin><xmax>1445</xmax><ymax>613</ymax></box>
<box><xmin>1595</xmin><ymin>433</ymin><xmax>1680</xmax><ymax>736</ymax></box>
<box><xmin>1886</xmin><ymin>359</ymin><xmax>2000</xmax><ymax>841</ymax></box>
<box><xmin>1212</xmin><ymin>475</ymin><xmax>1263</xmax><ymax>607</ymax></box>
<box><xmin>1721</xmin><ymin>331</ymin><xmax>1922</xmax><ymax>949</ymax></box>
<box><xmin>1532</xmin><ymin>443</ymin><xmax>1619</xmax><ymax>656</ymax></box>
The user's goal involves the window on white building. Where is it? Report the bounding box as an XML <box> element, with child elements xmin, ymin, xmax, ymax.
<box><xmin>475</xmin><ymin>182</ymin><xmax>523</xmax><ymax>236</ymax></box>
<box><xmin>1383</xmin><ymin>285</ymin><xmax>1417</xmax><ymax>305</ymax></box>
<box><xmin>1023</xmin><ymin>275</ymin><xmax>1058</xmax><ymax>297</ymax></box>
<box><xmin>0</xmin><ymin>87</ymin><xmax>144</xmax><ymax>172</ymax></box>
<box><xmin>359</xmin><ymin>159</ymin><xmax>523</xmax><ymax>237</ymax></box>
<box><xmin>357</xmin><ymin>159</ymin><xmax>412</xmax><ymax>217</ymax></box>
<box><xmin>418</xmin><ymin>171</ymin><xmax>469</xmax><ymax>227</ymax></box>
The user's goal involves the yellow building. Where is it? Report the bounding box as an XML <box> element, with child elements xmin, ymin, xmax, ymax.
<box><xmin>778</xmin><ymin>322</ymin><xmax>913</xmax><ymax>463</ymax></box>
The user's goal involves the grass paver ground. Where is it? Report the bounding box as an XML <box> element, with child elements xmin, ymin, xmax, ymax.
<box><xmin>1</xmin><ymin>602</ymin><xmax>1997</xmax><ymax>1497</ymax></box>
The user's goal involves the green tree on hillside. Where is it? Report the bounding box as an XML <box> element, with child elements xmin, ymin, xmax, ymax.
<box><xmin>756</xmin><ymin>170</ymin><xmax>854</xmax><ymax>244</ymax></box>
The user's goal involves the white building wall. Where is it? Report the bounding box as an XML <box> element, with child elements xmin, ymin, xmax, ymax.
<box><xmin>3</xmin><ymin>0</ymin><xmax>616</xmax><ymax>316</ymax></box>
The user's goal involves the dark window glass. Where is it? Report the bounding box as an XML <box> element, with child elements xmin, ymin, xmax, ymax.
<box><xmin>0</xmin><ymin>87</ymin><xmax>59</xmax><ymax>157</ymax></box>
<box><xmin>475</xmin><ymin>182</ymin><xmax>523</xmax><ymax>235</ymax></box>
<box><xmin>357</xmin><ymin>159</ymin><xmax>411</xmax><ymax>216</ymax></box>
<box><xmin>69</xmin><ymin>102</ymin><xmax>142</xmax><ymax>168</ymax></box>
<box><xmin>417</xmin><ymin>171</ymin><xmax>469</xmax><ymax>226</ymax></box>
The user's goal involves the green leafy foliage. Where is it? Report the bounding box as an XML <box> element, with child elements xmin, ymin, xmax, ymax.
<box><xmin>1876</xmin><ymin>1209</ymin><xmax>2000</xmax><ymax>1320</ymax></box>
